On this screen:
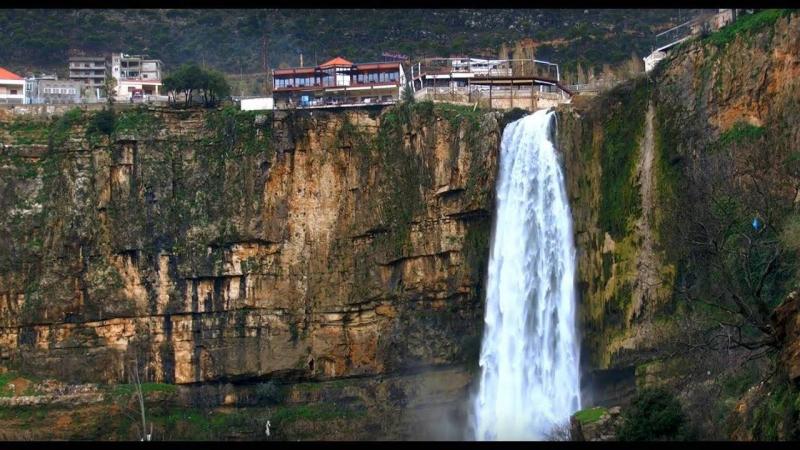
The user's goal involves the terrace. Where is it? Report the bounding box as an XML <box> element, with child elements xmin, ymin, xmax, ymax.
<box><xmin>272</xmin><ymin>57</ymin><xmax>405</xmax><ymax>110</ymax></box>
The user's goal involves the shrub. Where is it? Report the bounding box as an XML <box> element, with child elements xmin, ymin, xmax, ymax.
<box><xmin>705</xmin><ymin>9</ymin><xmax>793</xmax><ymax>48</ymax></box>
<box><xmin>717</xmin><ymin>122</ymin><xmax>764</xmax><ymax>149</ymax></box>
<box><xmin>401</xmin><ymin>84</ymin><xmax>415</xmax><ymax>104</ymax></box>
<box><xmin>618</xmin><ymin>387</ymin><xmax>689</xmax><ymax>441</ymax></box>
<box><xmin>86</xmin><ymin>108</ymin><xmax>116</xmax><ymax>137</ymax></box>
<box><xmin>253</xmin><ymin>381</ymin><xmax>286</xmax><ymax>405</ymax></box>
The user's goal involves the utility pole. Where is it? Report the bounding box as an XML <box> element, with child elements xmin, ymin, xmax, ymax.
<box><xmin>300</xmin><ymin>52</ymin><xmax>303</xmax><ymax>68</ymax></box>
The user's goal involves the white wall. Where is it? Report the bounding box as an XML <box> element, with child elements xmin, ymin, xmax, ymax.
<box><xmin>241</xmin><ymin>97</ymin><xmax>274</xmax><ymax>111</ymax></box>
<box><xmin>0</xmin><ymin>80</ymin><xmax>26</xmax><ymax>103</ymax></box>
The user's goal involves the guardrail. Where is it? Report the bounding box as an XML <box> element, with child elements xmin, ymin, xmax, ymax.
<box><xmin>564</xmin><ymin>84</ymin><xmax>601</xmax><ymax>93</ymax></box>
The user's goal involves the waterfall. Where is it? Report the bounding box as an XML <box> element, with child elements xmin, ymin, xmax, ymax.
<box><xmin>472</xmin><ymin>109</ymin><xmax>581</xmax><ymax>440</ymax></box>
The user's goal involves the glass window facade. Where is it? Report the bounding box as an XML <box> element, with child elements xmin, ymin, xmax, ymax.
<box><xmin>275</xmin><ymin>67</ymin><xmax>400</xmax><ymax>89</ymax></box>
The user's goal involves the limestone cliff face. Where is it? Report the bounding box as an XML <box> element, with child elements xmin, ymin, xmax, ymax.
<box><xmin>557</xmin><ymin>11</ymin><xmax>800</xmax><ymax>413</ymax></box>
<box><xmin>0</xmin><ymin>104</ymin><xmax>501</xmax><ymax>386</ymax></box>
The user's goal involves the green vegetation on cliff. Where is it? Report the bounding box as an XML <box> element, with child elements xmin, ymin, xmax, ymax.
<box><xmin>705</xmin><ymin>9</ymin><xmax>794</xmax><ymax>48</ymax></box>
<box><xmin>748</xmin><ymin>382</ymin><xmax>800</xmax><ymax>440</ymax></box>
<box><xmin>619</xmin><ymin>388</ymin><xmax>689</xmax><ymax>441</ymax></box>
<box><xmin>716</xmin><ymin>122</ymin><xmax>765</xmax><ymax>149</ymax></box>
<box><xmin>597</xmin><ymin>77</ymin><xmax>649</xmax><ymax>240</ymax></box>
<box><xmin>574</xmin><ymin>406</ymin><xmax>608</xmax><ymax>424</ymax></box>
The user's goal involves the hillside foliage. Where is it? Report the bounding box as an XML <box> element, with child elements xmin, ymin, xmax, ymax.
<box><xmin>0</xmin><ymin>9</ymin><xmax>707</xmax><ymax>78</ymax></box>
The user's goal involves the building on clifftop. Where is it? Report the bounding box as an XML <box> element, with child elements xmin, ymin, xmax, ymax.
<box><xmin>0</xmin><ymin>67</ymin><xmax>25</xmax><ymax>104</ymax></box>
<box><xmin>272</xmin><ymin>56</ymin><xmax>406</xmax><ymax>109</ymax></box>
<box><xmin>111</xmin><ymin>53</ymin><xmax>164</xmax><ymax>101</ymax></box>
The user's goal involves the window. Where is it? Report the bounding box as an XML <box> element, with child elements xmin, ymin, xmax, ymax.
<box><xmin>10</xmin><ymin>89</ymin><xmax>17</xmax><ymax>95</ymax></box>
<box><xmin>85</xmin><ymin>63</ymin><xmax>90</xmax><ymax>68</ymax></box>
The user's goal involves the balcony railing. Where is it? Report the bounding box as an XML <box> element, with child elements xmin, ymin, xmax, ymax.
<box><xmin>273</xmin><ymin>80</ymin><xmax>399</xmax><ymax>92</ymax></box>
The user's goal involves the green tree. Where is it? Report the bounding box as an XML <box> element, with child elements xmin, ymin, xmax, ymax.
<box><xmin>203</xmin><ymin>70</ymin><xmax>230</xmax><ymax>106</ymax></box>
<box><xmin>163</xmin><ymin>63</ymin><xmax>230</xmax><ymax>107</ymax></box>
<box><xmin>401</xmin><ymin>84</ymin><xmax>415</xmax><ymax>104</ymax></box>
<box><xmin>618</xmin><ymin>388</ymin><xmax>689</xmax><ymax>441</ymax></box>
<box><xmin>86</xmin><ymin>108</ymin><xmax>116</xmax><ymax>137</ymax></box>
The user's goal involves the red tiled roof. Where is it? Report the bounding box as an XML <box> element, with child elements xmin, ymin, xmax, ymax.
<box><xmin>0</xmin><ymin>67</ymin><xmax>23</xmax><ymax>81</ymax></box>
<box><xmin>320</xmin><ymin>57</ymin><xmax>353</xmax><ymax>68</ymax></box>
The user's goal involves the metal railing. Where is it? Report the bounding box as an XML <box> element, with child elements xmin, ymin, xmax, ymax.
<box><xmin>412</xmin><ymin>58</ymin><xmax>560</xmax><ymax>81</ymax></box>
<box><xmin>564</xmin><ymin>83</ymin><xmax>601</xmax><ymax>93</ymax></box>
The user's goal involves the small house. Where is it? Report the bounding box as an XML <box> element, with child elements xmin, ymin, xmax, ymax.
<box><xmin>0</xmin><ymin>67</ymin><xmax>26</xmax><ymax>104</ymax></box>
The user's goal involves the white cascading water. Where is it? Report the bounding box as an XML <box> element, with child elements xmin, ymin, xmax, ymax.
<box><xmin>472</xmin><ymin>109</ymin><xmax>581</xmax><ymax>440</ymax></box>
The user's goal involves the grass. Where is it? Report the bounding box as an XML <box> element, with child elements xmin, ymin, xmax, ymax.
<box><xmin>574</xmin><ymin>406</ymin><xmax>608</xmax><ymax>424</ymax></box>
<box><xmin>705</xmin><ymin>9</ymin><xmax>794</xmax><ymax>48</ymax></box>
<box><xmin>716</xmin><ymin>122</ymin><xmax>765</xmax><ymax>149</ymax></box>
<box><xmin>114</xmin><ymin>106</ymin><xmax>163</xmax><ymax>136</ymax></box>
<box><xmin>3</xmin><ymin>118</ymin><xmax>50</xmax><ymax>145</ymax></box>
<box><xmin>0</xmin><ymin>405</ymin><xmax>51</xmax><ymax>422</ymax></box>
<box><xmin>0</xmin><ymin>372</ymin><xmax>16</xmax><ymax>397</ymax></box>
<box><xmin>0</xmin><ymin>371</ymin><xmax>41</xmax><ymax>397</ymax></box>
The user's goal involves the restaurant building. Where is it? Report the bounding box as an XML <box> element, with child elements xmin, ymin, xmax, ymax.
<box><xmin>272</xmin><ymin>57</ymin><xmax>406</xmax><ymax>109</ymax></box>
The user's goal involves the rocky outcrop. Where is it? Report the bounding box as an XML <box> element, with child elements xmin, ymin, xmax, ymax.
<box><xmin>570</xmin><ymin>406</ymin><xmax>623</xmax><ymax>441</ymax></box>
<box><xmin>561</xmin><ymin>10</ymin><xmax>800</xmax><ymax>371</ymax></box>
<box><xmin>728</xmin><ymin>288</ymin><xmax>800</xmax><ymax>441</ymax></box>
<box><xmin>0</xmin><ymin>104</ymin><xmax>500</xmax><ymax>387</ymax></box>
<box><xmin>773</xmin><ymin>291</ymin><xmax>800</xmax><ymax>385</ymax></box>
<box><xmin>557</xmin><ymin>11</ymin><xmax>800</xmax><ymax>437</ymax></box>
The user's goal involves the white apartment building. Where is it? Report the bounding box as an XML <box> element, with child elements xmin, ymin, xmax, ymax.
<box><xmin>111</xmin><ymin>53</ymin><xmax>164</xmax><ymax>100</ymax></box>
<box><xmin>0</xmin><ymin>67</ymin><xmax>26</xmax><ymax>104</ymax></box>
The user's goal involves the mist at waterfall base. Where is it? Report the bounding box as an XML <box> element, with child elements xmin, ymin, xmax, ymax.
<box><xmin>471</xmin><ymin>110</ymin><xmax>581</xmax><ymax>440</ymax></box>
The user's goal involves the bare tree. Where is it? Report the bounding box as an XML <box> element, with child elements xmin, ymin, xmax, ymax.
<box><xmin>546</xmin><ymin>421</ymin><xmax>574</xmax><ymax>441</ymax></box>
<box><xmin>664</xmin><ymin>119</ymin><xmax>799</xmax><ymax>364</ymax></box>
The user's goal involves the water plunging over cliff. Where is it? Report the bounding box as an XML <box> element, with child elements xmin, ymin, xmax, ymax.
<box><xmin>472</xmin><ymin>109</ymin><xmax>581</xmax><ymax>440</ymax></box>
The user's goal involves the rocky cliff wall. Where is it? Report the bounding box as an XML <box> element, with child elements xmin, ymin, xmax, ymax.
<box><xmin>0</xmin><ymin>103</ymin><xmax>502</xmax><ymax>388</ymax></box>
<box><xmin>558</xmin><ymin>9</ymin><xmax>800</xmax><ymax>437</ymax></box>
